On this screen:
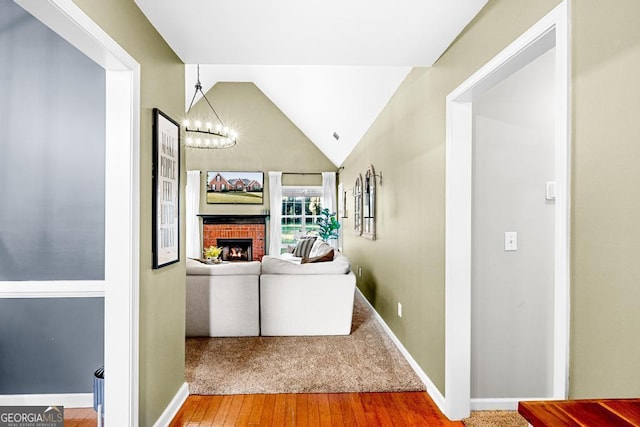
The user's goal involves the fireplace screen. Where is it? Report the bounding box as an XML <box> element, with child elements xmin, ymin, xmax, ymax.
<box><xmin>217</xmin><ymin>239</ymin><xmax>252</xmax><ymax>262</ymax></box>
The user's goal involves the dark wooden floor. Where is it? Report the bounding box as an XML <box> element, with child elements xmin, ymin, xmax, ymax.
<box><xmin>519</xmin><ymin>398</ymin><xmax>640</xmax><ymax>426</ymax></box>
<box><xmin>170</xmin><ymin>392</ymin><xmax>462</xmax><ymax>426</ymax></box>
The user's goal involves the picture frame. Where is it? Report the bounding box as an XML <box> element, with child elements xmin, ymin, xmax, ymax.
<box><xmin>206</xmin><ymin>171</ymin><xmax>264</xmax><ymax>204</ymax></box>
<box><xmin>152</xmin><ymin>108</ymin><xmax>180</xmax><ymax>268</ymax></box>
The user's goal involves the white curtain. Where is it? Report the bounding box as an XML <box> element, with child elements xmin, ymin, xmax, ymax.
<box><xmin>322</xmin><ymin>172</ymin><xmax>337</xmax><ymax>214</ymax></box>
<box><xmin>322</xmin><ymin>172</ymin><xmax>338</xmax><ymax>249</ymax></box>
<box><xmin>268</xmin><ymin>171</ymin><xmax>283</xmax><ymax>255</ymax></box>
<box><xmin>186</xmin><ymin>170</ymin><xmax>201</xmax><ymax>259</ymax></box>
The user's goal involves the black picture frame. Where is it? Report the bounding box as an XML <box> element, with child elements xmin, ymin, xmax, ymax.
<box><xmin>205</xmin><ymin>171</ymin><xmax>264</xmax><ymax>204</ymax></box>
<box><xmin>152</xmin><ymin>108</ymin><xmax>180</xmax><ymax>268</ymax></box>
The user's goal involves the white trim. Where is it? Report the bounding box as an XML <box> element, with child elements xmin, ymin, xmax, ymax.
<box><xmin>152</xmin><ymin>383</ymin><xmax>189</xmax><ymax>427</ymax></box>
<box><xmin>0</xmin><ymin>393</ymin><xmax>93</xmax><ymax>408</ymax></box>
<box><xmin>470</xmin><ymin>398</ymin><xmax>554</xmax><ymax>411</ymax></box>
<box><xmin>444</xmin><ymin>1</ymin><xmax>570</xmax><ymax>420</ymax></box>
<box><xmin>552</xmin><ymin>1</ymin><xmax>571</xmax><ymax>400</ymax></box>
<box><xmin>0</xmin><ymin>282</ymin><xmax>104</xmax><ymax>298</ymax></box>
<box><xmin>356</xmin><ymin>289</ymin><xmax>447</xmax><ymax>415</ymax></box>
<box><xmin>14</xmin><ymin>1</ymin><xmax>141</xmax><ymax>426</ymax></box>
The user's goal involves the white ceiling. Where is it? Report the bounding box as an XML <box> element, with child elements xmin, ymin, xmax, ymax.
<box><xmin>134</xmin><ymin>0</ymin><xmax>488</xmax><ymax>166</ymax></box>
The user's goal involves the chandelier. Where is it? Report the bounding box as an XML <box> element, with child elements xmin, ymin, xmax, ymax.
<box><xmin>184</xmin><ymin>65</ymin><xmax>237</xmax><ymax>149</ymax></box>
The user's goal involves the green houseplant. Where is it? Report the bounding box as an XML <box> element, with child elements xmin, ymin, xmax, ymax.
<box><xmin>317</xmin><ymin>208</ymin><xmax>340</xmax><ymax>241</ymax></box>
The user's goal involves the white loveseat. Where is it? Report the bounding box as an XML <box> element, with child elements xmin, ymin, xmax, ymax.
<box><xmin>259</xmin><ymin>251</ymin><xmax>356</xmax><ymax>336</ymax></box>
<box><xmin>185</xmin><ymin>259</ymin><xmax>261</xmax><ymax>337</ymax></box>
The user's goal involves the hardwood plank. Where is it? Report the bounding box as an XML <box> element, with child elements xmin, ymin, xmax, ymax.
<box><xmin>211</xmin><ymin>395</ymin><xmax>234</xmax><ymax>425</ymax></box>
<box><xmin>283</xmin><ymin>393</ymin><xmax>297</xmax><ymax>426</ymax></box>
<box><xmin>186</xmin><ymin>395</ymin><xmax>205</xmax><ymax>424</ymax></box>
<box><xmin>64</xmin><ymin>407</ymin><xmax>97</xmax><ymax>427</ymax></box>
<box><xmin>317</xmin><ymin>393</ymin><xmax>332</xmax><ymax>427</ymax></box>
<box><xmin>347</xmin><ymin>393</ymin><xmax>370</xmax><ymax>427</ymax></box>
<box><xmin>272</xmin><ymin>393</ymin><xmax>288</xmax><ymax>425</ymax></box>
<box><xmin>561</xmin><ymin>401</ymin><xmax>635</xmax><ymax>427</ymax></box>
<box><xmin>198</xmin><ymin>395</ymin><xmax>225</xmax><ymax>426</ymax></box>
<box><xmin>259</xmin><ymin>394</ymin><xmax>276</xmax><ymax>425</ymax></box>
<box><xmin>307</xmin><ymin>393</ymin><xmax>321</xmax><ymax>427</ymax></box>
<box><xmin>358</xmin><ymin>392</ymin><xmax>382</xmax><ymax>426</ymax></box>
<box><xmin>333</xmin><ymin>393</ymin><xmax>357</xmax><ymax>427</ymax></box>
<box><xmin>415</xmin><ymin>392</ymin><xmax>464</xmax><ymax>426</ymax></box>
<box><xmin>235</xmin><ymin>394</ymin><xmax>255</xmax><ymax>426</ymax></box>
<box><xmin>371</xmin><ymin>392</ymin><xmax>398</xmax><ymax>426</ymax></box>
<box><xmin>518</xmin><ymin>401</ymin><xmax>582</xmax><ymax>427</ymax></box>
<box><xmin>519</xmin><ymin>399</ymin><xmax>640</xmax><ymax>427</ymax></box>
<box><xmin>328</xmin><ymin>393</ymin><xmax>344</xmax><ymax>426</ymax></box>
<box><xmin>296</xmin><ymin>393</ymin><xmax>309</xmax><ymax>427</ymax></box>
<box><xmin>222</xmin><ymin>395</ymin><xmax>245</xmax><ymax>426</ymax></box>
<box><xmin>601</xmin><ymin>399</ymin><xmax>640</xmax><ymax>424</ymax></box>
<box><xmin>247</xmin><ymin>393</ymin><xmax>266</xmax><ymax>425</ymax></box>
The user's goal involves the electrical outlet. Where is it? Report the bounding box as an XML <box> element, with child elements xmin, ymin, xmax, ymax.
<box><xmin>398</xmin><ymin>302</ymin><xmax>402</xmax><ymax>318</ymax></box>
<box><xmin>357</xmin><ymin>266</ymin><xmax>362</xmax><ymax>277</ymax></box>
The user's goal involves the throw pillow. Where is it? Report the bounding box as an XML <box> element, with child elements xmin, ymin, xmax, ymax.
<box><xmin>293</xmin><ymin>236</ymin><xmax>316</xmax><ymax>257</ymax></box>
<box><xmin>301</xmin><ymin>249</ymin><xmax>334</xmax><ymax>264</ymax></box>
<box><xmin>309</xmin><ymin>240</ymin><xmax>333</xmax><ymax>258</ymax></box>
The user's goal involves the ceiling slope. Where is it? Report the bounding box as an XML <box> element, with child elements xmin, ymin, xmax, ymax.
<box><xmin>134</xmin><ymin>0</ymin><xmax>488</xmax><ymax>166</ymax></box>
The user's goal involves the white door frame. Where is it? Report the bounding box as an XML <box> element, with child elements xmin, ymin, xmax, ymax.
<box><xmin>14</xmin><ymin>1</ymin><xmax>141</xmax><ymax>425</ymax></box>
<box><xmin>444</xmin><ymin>2</ymin><xmax>570</xmax><ymax>420</ymax></box>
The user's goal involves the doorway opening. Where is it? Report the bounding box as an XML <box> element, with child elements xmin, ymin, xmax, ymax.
<box><xmin>12</xmin><ymin>1</ymin><xmax>141</xmax><ymax>425</ymax></box>
<box><xmin>444</xmin><ymin>2</ymin><xmax>569</xmax><ymax>420</ymax></box>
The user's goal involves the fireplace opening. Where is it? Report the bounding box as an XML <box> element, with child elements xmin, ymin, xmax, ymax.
<box><xmin>217</xmin><ymin>238</ymin><xmax>252</xmax><ymax>262</ymax></box>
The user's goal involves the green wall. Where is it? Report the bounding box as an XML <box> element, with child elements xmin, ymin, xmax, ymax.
<box><xmin>186</xmin><ymin>82</ymin><xmax>336</xmax><ymax>216</ymax></box>
<box><xmin>570</xmin><ymin>0</ymin><xmax>640</xmax><ymax>398</ymax></box>
<box><xmin>71</xmin><ymin>0</ymin><xmax>185</xmax><ymax>425</ymax></box>
<box><xmin>342</xmin><ymin>0</ymin><xmax>640</xmax><ymax>399</ymax></box>
<box><xmin>53</xmin><ymin>0</ymin><xmax>640</xmax><ymax>420</ymax></box>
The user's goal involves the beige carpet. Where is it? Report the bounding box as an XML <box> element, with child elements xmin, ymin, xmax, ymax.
<box><xmin>463</xmin><ymin>410</ymin><xmax>529</xmax><ymax>427</ymax></box>
<box><xmin>185</xmin><ymin>291</ymin><xmax>426</xmax><ymax>395</ymax></box>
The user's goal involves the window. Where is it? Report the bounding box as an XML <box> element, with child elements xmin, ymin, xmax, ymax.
<box><xmin>281</xmin><ymin>186</ymin><xmax>323</xmax><ymax>249</ymax></box>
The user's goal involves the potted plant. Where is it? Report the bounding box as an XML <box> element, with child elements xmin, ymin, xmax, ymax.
<box><xmin>204</xmin><ymin>246</ymin><xmax>223</xmax><ymax>263</ymax></box>
<box><xmin>317</xmin><ymin>208</ymin><xmax>340</xmax><ymax>242</ymax></box>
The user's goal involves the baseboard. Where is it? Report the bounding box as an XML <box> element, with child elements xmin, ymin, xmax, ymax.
<box><xmin>470</xmin><ymin>397</ymin><xmax>554</xmax><ymax>411</ymax></box>
<box><xmin>356</xmin><ymin>289</ymin><xmax>447</xmax><ymax>415</ymax></box>
<box><xmin>152</xmin><ymin>382</ymin><xmax>189</xmax><ymax>427</ymax></box>
<box><xmin>0</xmin><ymin>393</ymin><xmax>93</xmax><ymax>408</ymax></box>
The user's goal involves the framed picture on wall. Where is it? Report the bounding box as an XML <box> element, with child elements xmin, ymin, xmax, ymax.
<box><xmin>152</xmin><ymin>108</ymin><xmax>180</xmax><ymax>268</ymax></box>
<box><xmin>205</xmin><ymin>171</ymin><xmax>264</xmax><ymax>204</ymax></box>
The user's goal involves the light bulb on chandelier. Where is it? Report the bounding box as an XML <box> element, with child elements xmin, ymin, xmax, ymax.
<box><xmin>183</xmin><ymin>65</ymin><xmax>238</xmax><ymax>149</ymax></box>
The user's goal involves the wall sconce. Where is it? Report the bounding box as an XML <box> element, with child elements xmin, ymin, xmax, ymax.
<box><xmin>341</xmin><ymin>187</ymin><xmax>353</xmax><ymax>218</ymax></box>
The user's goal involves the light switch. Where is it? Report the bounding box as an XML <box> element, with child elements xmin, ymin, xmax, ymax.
<box><xmin>546</xmin><ymin>181</ymin><xmax>556</xmax><ymax>200</ymax></box>
<box><xmin>505</xmin><ymin>232</ymin><xmax>517</xmax><ymax>251</ymax></box>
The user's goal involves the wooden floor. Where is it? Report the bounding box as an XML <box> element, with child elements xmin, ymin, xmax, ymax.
<box><xmin>169</xmin><ymin>392</ymin><xmax>461</xmax><ymax>426</ymax></box>
<box><xmin>519</xmin><ymin>398</ymin><xmax>640</xmax><ymax>426</ymax></box>
<box><xmin>63</xmin><ymin>391</ymin><xmax>460</xmax><ymax>426</ymax></box>
<box><xmin>63</xmin><ymin>407</ymin><xmax>97</xmax><ymax>427</ymax></box>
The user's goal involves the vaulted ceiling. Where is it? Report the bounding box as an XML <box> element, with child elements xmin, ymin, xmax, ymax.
<box><xmin>134</xmin><ymin>0</ymin><xmax>488</xmax><ymax>166</ymax></box>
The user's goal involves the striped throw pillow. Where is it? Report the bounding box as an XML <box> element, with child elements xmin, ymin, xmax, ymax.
<box><xmin>293</xmin><ymin>237</ymin><xmax>316</xmax><ymax>258</ymax></box>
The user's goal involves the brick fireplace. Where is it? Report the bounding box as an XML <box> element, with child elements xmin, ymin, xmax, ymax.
<box><xmin>200</xmin><ymin>214</ymin><xmax>267</xmax><ymax>261</ymax></box>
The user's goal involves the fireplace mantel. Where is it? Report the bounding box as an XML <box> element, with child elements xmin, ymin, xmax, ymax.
<box><xmin>198</xmin><ymin>214</ymin><xmax>268</xmax><ymax>225</ymax></box>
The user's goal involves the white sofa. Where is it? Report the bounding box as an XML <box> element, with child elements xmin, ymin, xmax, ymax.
<box><xmin>185</xmin><ymin>259</ymin><xmax>261</xmax><ymax>337</ymax></box>
<box><xmin>259</xmin><ymin>251</ymin><xmax>356</xmax><ymax>336</ymax></box>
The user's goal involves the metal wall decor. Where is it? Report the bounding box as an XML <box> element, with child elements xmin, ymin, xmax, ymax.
<box><xmin>363</xmin><ymin>165</ymin><xmax>376</xmax><ymax>240</ymax></box>
<box><xmin>353</xmin><ymin>174</ymin><xmax>363</xmax><ymax>236</ymax></box>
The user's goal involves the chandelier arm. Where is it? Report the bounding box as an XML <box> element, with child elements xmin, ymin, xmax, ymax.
<box><xmin>186</xmin><ymin>86</ymin><xmax>200</xmax><ymax>114</ymax></box>
<box><xmin>198</xmin><ymin>88</ymin><xmax>225</xmax><ymax>126</ymax></box>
